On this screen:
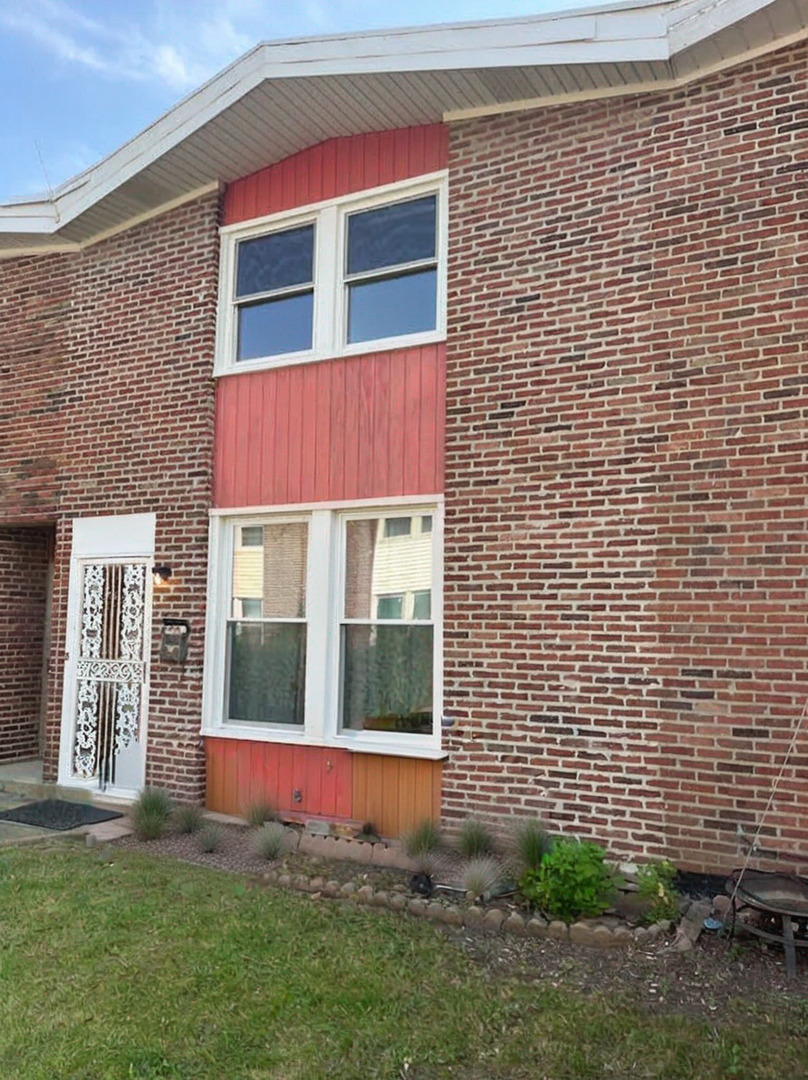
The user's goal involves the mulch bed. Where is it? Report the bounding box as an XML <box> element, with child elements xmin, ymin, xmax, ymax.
<box><xmin>109</xmin><ymin>822</ymin><xmax>808</xmax><ymax>1023</ymax></box>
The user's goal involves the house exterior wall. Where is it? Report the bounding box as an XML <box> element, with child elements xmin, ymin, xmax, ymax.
<box><xmin>441</xmin><ymin>40</ymin><xmax>808</xmax><ymax>872</ymax></box>
<box><xmin>0</xmin><ymin>528</ymin><xmax>50</xmax><ymax>762</ymax></box>
<box><xmin>0</xmin><ymin>194</ymin><xmax>219</xmax><ymax>798</ymax></box>
<box><xmin>206</xmin><ymin>127</ymin><xmax>446</xmax><ymax>829</ymax></box>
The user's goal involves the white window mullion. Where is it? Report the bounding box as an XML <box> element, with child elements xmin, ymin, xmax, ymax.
<box><xmin>315</xmin><ymin>204</ymin><xmax>339</xmax><ymax>357</ymax></box>
<box><xmin>303</xmin><ymin>509</ymin><xmax>333</xmax><ymax>743</ymax></box>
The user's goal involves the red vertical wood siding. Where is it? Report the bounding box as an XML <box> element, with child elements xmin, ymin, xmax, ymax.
<box><xmin>210</xmin><ymin>126</ymin><xmax>447</xmax><ymax>823</ymax></box>
<box><xmin>223</xmin><ymin>125</ymin><xmax>449</xmax><ymax>225</ymax></box>
<box><xmin>214</xmin><ymin>344</ymin><xmax>445</xmax><ymax>507</ymax></box>
<box><xmin>206</xmin><ymin>738</ymin><xmax>353</xmax><ymax>819</ymax></box>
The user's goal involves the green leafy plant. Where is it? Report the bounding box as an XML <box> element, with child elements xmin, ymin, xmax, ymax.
<box><xmin>172</xmin><ymin>803</ymin><xmax>204</xmax><ymax>835</ymax></box>
<box><xmin>131</xmin><ymin>788</ymin><xmax>174</xmax><ymax>841</ymax></box>
<box><xmin>519</xmin><ymin>839</ymin><xmax>616</xmax><ymax>922</ymax></box>
<box><xmin>198</xmin><ymin>824</ymin><xmax>224</xmax><ymax>853</ymax></box>
<box><xmin>243</xmin><ymin>800</ymin><xmax>278</xmax><ymax>828</ymax></box>
<box><xmin>457</xmin><ymin>818</ymin><xmax>496</xmax><ymax>858</ymax></box>
<box><xmin>636</xmin><ymin>860</ymin><xmax>681</xmax><ymax>925</ymax></box>
<box><xmin>461</xmin><ymin>856</ymin><xmax>502</xmax><ymax>901</ymax></box>
<box><xmin>250</xmin><ymin>821</ymin><xmax>293</xmax><ymax>861</ymax></box>
<box><xmin>511</xmin><ymin>819</ymin><xmax>554</xmax><ymax>873</ymax></box>
<box><xmin>401</xmin><ymin>819</ymin><xmax>441</xmax><ymax>875</ymax></box>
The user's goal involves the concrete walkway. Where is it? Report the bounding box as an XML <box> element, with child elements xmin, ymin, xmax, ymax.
<box><xmin>0</xmin><ymin>788</ymin><xmax>133</xmax><ymax>847</ymax></box>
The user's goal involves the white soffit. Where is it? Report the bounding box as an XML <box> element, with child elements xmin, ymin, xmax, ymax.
<box><xmin>0</xmin><ymin>0</ymin><xmax>806</xmax><ymax>255</ymax></box>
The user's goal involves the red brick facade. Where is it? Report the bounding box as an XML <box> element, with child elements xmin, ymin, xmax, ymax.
<box><xmin>0</xmin><ymin>528</ymin><xmax>51</xmax><ymax>762</ymax></box>
<box><xmin>0</xmin><ymin>194</ymin><xmax>219</xmax><ymax>798</ymax></box>
<box><xmin>441</xmin><ymin>41</ymin><xmax>808</xmax><ymax>872</ymax></box>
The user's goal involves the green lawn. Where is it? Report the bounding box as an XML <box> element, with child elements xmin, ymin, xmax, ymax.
<box><xmin>0</xmin><ymin>843</ymin><xmax>806</xmax><ymax>1080</ymax></box>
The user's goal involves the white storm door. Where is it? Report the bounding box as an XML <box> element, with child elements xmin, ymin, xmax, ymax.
<box><xmin>71</xmin><ymin>560</ymin><xmax>150</xmax><ymax>791</ymax></box>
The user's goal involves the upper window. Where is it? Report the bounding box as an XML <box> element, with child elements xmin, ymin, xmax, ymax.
<box><xmin>216</xmin><ymin>176</ymin><xmax>447</xmax><ymax>374</ymax></box>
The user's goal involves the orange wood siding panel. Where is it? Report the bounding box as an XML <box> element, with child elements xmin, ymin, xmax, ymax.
<box><xmin>223</xmin><ymin>125</ymin><xmax>449</xmax><ymax>225</ymax></box>
<box><xmin>214</xmin><ymin>344</ymin><xmax>445</xmax><ymax>507</ymax></box>
<box><xmin>352</xmin><ymin>754</ymin><xmax>442</xmax><ymax>837</ymax></box>
<box><xmin>205</xmin><ymin>737</ymin><xmax>353</xmax><ymax>819</ymax></box>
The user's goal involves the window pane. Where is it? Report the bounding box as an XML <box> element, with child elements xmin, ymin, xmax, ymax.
<box><xmin>241</xmin><ymin>526</ymin><xmax>263</xmax><ymax>547</ymax></box>
<box><xmin>384</xmin><ymin>517</ymin><xmax>411</xmax><ymax>538</ymax></box>
<box><xmin>376</xmin><ymin>595</ymin><xmax>403</xmax><ymax>620</ymax></box>
<box><xmin>421</xmin><ymin>515</ymin><xmax>432</xmax><ymax>534</ymax></box>
<box><xmin>236</xmin><ymin>225</ymin><xmax>314</xmax><ymax>297</ymax></box>
<box><xmin>412</xmin><ymin>590</ymin><xmax>431</xmax><ymax>620</ymax></box>
<box><xmin>347</xmin><ymin>196</ymin><xmax>436</xmax><ymax>275</ymax></box>
<box><xmin>232</xmin><ymin>521</ymin><xmax>308</xmax><ymax>619</ymax></box>
<box><xmin>227</xmin><ymin>622</ymin><xmax>305</xmax><ymax>725</ymax></box>
<box><xmin>347</xmin><ymin>269</ymin><xmax>436</xmax><ymax>345</ymax></box>
<box><xmin>237</xmin><ymin>291</ymin><xmax>313</xmax><ymax>361</ymax></box>
<box><xmin>341</xmin><ymin>624</ymin><xmax>433</xmax><ymax>734</ymax></box>
<box><xmin>345</xmin><ymin>517</ymin><xmax>432</xmax><ymax>621</ymax></box>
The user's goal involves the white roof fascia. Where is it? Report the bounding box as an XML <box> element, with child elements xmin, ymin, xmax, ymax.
<box><xmin>667</xmin><ymin>0</ymin><xmax>780</xmax><ymax>52</ymax></box>
<box><xmin>0</xmin><ymin>0</ymin><xmax>800</xmax><ymax>246</ymax></box>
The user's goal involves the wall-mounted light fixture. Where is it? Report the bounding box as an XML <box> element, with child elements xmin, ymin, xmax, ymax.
<box><xmin>152</xmin><ymin>564</ymin><xmax>172</xmax><ymax>586</ymax></box>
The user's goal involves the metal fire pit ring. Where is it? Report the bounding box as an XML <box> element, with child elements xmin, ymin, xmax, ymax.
<box><xmin>725</xmin><ymin>869</ymin><xmax>808</xmax><ymax>979</ymax></box>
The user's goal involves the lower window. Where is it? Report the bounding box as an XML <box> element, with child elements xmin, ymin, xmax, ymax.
<box><xmin>209</xmin><ymin>505</ymin><xmax>441</xmax><ymax>752</ymax></box>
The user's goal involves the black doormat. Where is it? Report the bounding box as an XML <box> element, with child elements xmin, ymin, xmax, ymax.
<box><xmin>0</xmin><ymin>799</ymin><xmax>123</xmax><ymax>831</ymax></box>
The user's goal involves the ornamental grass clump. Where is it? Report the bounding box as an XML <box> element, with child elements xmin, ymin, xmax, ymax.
<box><xmin>461</xmin><ymin>856</ymin><xmax>502</xmax><ymax>902</ymax></box>
<box><xmin>251</xmin><ymin>821</ymin><xmax>293</xmax><ymax>861</ymax></box>
<box><xmin>401</xmin><ymin>819</ymin><xmax>442</xmax><ymax>875</ymax></box>
<box><xmin>519</xmin><ymin>839</ymin><xmax>617</xmax><ymax>923</ymax></box>
<box><xmin>636</xmin><ymin>859</ymin><xmax>682</xmax><ymax>925</ymax></box>
<box><xmin>172</xmin><ymin>803</ymin><xmax>204</xmax><ymax>835</ymax></box>
<box><xmin>198</xmin><ymin>824</ymin><xmax>224</xmax><ymax>853</ymax></box>
<box><xmin>511</xmin><ymin>818</ymin><xmax>554</xmax><ymax>874</ymax></box>
<box><xmin>457</xmin><ymin>818</ymin><xmax>496</xmax><ymax>859</ymax></box>
<box><xmin>131</xmin><ymin>788</ymin><xmax>174</xmax><ymax>841</ymax></box>
<box><xmin>244</xmin><ymin>800</ymin><xmax>278</xmax><ymax>828</ymax></box>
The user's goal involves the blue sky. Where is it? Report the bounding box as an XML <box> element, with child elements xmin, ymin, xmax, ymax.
<box><xmin>0</xmin><ymin>0</ymin><xmax>612</xmax><ymax>204</ymax></box>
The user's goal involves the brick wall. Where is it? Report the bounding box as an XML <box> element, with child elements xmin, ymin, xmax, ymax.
<box><xmin>442</xmin><ymin>41</ymin><xmax>808</xmax><ymax>873</ymax></box>
<box><xmin>0</xmin><ymin>528</ymin><xmax>51</xmax><ymax>762</ymax></box>
<box><xmin>0</xmin><ymin>194</ymin><xmax>220</xmax><ymax>798</ymax></box>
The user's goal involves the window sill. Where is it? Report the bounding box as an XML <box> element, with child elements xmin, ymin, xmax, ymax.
<box><xmin>202</xmin><ymin>728</ymin><xmax>446</xmax><ymax>761</ymax></box>
<box><xmin>213</xmin><ymin>328</ymin><xmax>445</xmax><ymax>378</ymax></box>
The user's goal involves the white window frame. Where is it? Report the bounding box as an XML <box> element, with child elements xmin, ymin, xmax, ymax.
<box><xmin>215</xmin><ymin>173</ymin><xmax>448</xmax><ymax>376</ymax></box>
<box><xmin>202</xmin><ymin>497</ymin><xmax>444</xmax><ymax>759</ymax></box>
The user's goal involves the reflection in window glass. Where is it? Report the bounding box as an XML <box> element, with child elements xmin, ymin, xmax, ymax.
<box><xmin>227</xmin><ymin>521</ymin><xmax>308</xmax><ymax>727</ymax></box>
<box><xmin>342</xmin><ymin>514</ymin><xmax>434</xmax><ymax>735</ymax></box>
<box><xmin>412</xmin><ymin>590</ymin><xmax>431</xmax><ymax>621</ymax></box>
<box><xmin>241</xmin><ymin>526</ymin><xmax>264</xmax><ymax>547</ymax></box>
<box><xmin>347</xmin><ymin>269</ymin><xmax>436</xmax><ymax>345</ymax></box>
<box><xmin>376</xmin><ymin>595</ymin><xmax>403</xmax><ymax>620</ymax></box>
<box><xmin>236</xmin><ymin>225</ymin><xmax>314</xmax><ymax>297</ymax></box>
<box><xmin>341</xmin><ymin>625</ymin><xmax>433</xmax><ymax>734</ymax></box>
<box><xmin>384</xmin><ymin>517</ymin><xmax>411</xmax><ymax>539</ymax></box>
<box><xmin>347</xmin><ymin>196</ymin><xmax>436</xmax><ymax>275</ymax></box>
<box><xmin>238</xmin><ymin>292</ymin><xmax>313</xmax><ymax>361</ymax></box>
<box><xmin>228</xmin><ymin>623</ymin><xmax>305</xmax><ymax>725</ymax></box>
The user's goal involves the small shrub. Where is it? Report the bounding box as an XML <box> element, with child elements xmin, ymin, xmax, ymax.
<box><xmin>511</xmin><ymin>819</ymin><xmax>554</xmax><ymax>873</ymax></box>
<box><xmin>636</xmin><ymin>859</ymin><xmax>681</xmax><ymax>925</ymax></box>
<box><xmin>198</xmin><ymin>824</ymin><xmax>224</xmax><ymax>853</ymax></box>
<box><xmin>251</xmin><ymin>822</ymin><xmax>293</xmax><ymax>861</ymax></box>
<box><xmin>401</xmin><ymin>819</ymin><xmax>441</xmax><ymax>875</ymax></box>
<box><xmin>173</xmin><ymin>803</ymin><xmax>204</xmax><ymax>835</ymax></box>
<box><xmin>131</xmin><ymin>788</ymin><xmax>173</xmax><ymax>841</ymax></box>
<box><xmin>462</xmin><ymin>856</ymin><xmax>502</xmax><ymax>901</ymax></box>
<box><xmin>244</xmin><ymin>800</ymin><xmax>277</xmax><ymax>827</ymax></box>
<box><xmin>519</xmin><ymin>839</ymin><xmax>616</xmax><ymax>922</ymax></box>
<box><xmin>457</xmin><ymin>819</ymin><xmax>496</xmax><ymax>859</ymax></box>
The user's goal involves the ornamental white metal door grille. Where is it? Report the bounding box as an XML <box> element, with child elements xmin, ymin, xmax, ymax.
<box><xmin>73</xmin><ymin>562</ymin><xmax>148</xmax><ymax>785</ymax></box>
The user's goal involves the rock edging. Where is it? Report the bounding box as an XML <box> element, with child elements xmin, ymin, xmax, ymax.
<box><xmin>258</xmin><ymin>868</ymin><xmax>673</xmax><ymax>949</ymax></box>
